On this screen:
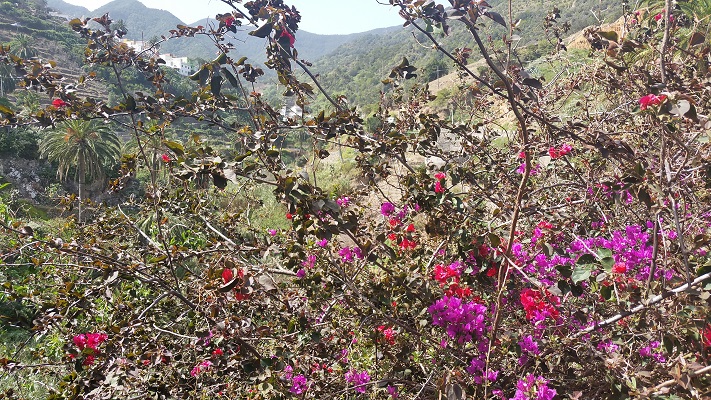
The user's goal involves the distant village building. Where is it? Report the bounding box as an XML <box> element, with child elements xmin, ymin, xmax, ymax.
<box><xmin>161</xmin><ymin>54</ymin><xmax>195</xmax><ymax>77</ymax></box>
<box><xmin>119</xmin><ymin>40</ymin><xmax>195</xmax><ymax>76</ymax></box>
<box><xmin>120</xmin><ymin>39</ymin><xmax>150</xmax><ymax>53</ymax></box>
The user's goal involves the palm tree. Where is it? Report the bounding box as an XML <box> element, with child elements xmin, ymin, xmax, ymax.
<box><xmin>9</xmin><ymin>34</ymin><xmax>36</xmax><ymax>59</ymax></box>
<box><xmin>40</xmin><ymin>120</ymin><xmax>121</xmax><ymax>221</ymax></box>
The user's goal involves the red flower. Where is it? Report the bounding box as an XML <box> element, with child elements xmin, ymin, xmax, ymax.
<box><xmin>639</xmin><ymin>94</ymin><xmax>666</xmax><ymax>110</ymax></box>
<box><xmin>286</xmin><ymin>212</ymin><xmax>293</xmax><ymax>220</ymax></box>
<box><xmin>161</xmin><ymin>154</ymin><xmax>170</xmax><ymax>163</ymax></box>
<box><xmin>433</xmin><ymin>263</ymin><xmax>461</xmax><ymax>285</ymax></box>
<box><xmin>486</xmin><ymin>266</ymin><xmax>497</xmax><ymax>277</ymax></box>
<box><xmin>434</xmin><ymin>181</ymin><xmax>445</xmax><ymax>194</ymax></box>
<box><xmin>376</xmin><ymin>325</ymin><xmax>396</xmax><ymax>345</ymax></box>
<box><xmin>52</xmin><ymin>98</ymin><xmax>68</xmax><ymax>108</ymax></box>
<box><xmin>212</xmin><ymin>348</ymin><xmax>224</xmax><ymax>357</ymax></box>
<box><xmin>434</xmin><ymin>172</ymin><xmax>446</xmax><ymax>180</ymax></box>
<box><xmin>280</xmin><ymin>29</ymin><xmax>296</xmax><ymax>47</ymax></box>
<box><xmin>520</xmin><ymin>288</ymin><xmax>560</xmax><ymax>322</ymax></box>
<box><xmin>387</xmin><ymin>233</ymin><xmax>397</xmax><ymax>242</ymax></box>
<box><xmin>222</xmin><ymin>268</ymin><xmax>234</xmax><ymax>283</ymax></box>
<box><xmin>654</xmin><ymin>12</ymin><xmax>662</xmax><ymax>21</ymax></box>
<box><xmin>225</xmin><ymin>16</ymin><xmax>235</xmax><ymax>27</ymax></box>
<box><xmin>406</xmin><ymin>223</ymin><xmax>415</xmax><ymax>232</ymax></box>
<box><xmin>612</xmin><ymin>263</ymin><xmax>627</xmax><ymax>274</ymax></box>
<box><xmin>702</xmin><ymin>324</ymin><xmax>711</xmax><ymax>348</ymax></box>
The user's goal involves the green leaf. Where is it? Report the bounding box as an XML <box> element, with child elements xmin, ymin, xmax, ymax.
<box><xmin>571</xmin><ymin>265</ymin><xmax>592</xmax><ymax>284</ymax></box>
<box><xmin>484</xmin><ymin>10</ymin><xmax>506</xmax><ymax>27</ymax></box>
<box><xmin>163</xmin><ymin>140</ymin><xmax>184</xmax><ymax>156</ymax></box>
<box><xmin>124</xmin><ymin>95</ymin><xmax>136</xmax><ymax>112</ymax></box>
<box><xmin>597</xmin><ymin>248</ymin><xmax>613</xmax><ymax>258</ymax></box>
<box><xmin>601</xmin><ymin>257</ymin><xmax>615</xmax><ymax>270</ymax></box>
<box><xmin>221</xmin><ymin>67</ymin><xmax>239</xmax><ymax>88</ymax></box>
<box><xmin>210</xmin><ymin>75</ymin><xmax>223</xmax><ymax>97</ymax></box>
<box><xmin>598</xmin><ymin>31</ymin><xmax>619</xmax><ymax>43</ymax></box>
<box><xmin>601</xmin><ymin>285</ymin><xmax>613</xmax><ymax>300</ymax></box>
<box><xmin>576</xmin><ymin>253</ymin><xmax>596</xmax><ymax>265</ymax></box>
<box><xmin>489</xmin><ymin>233</ymin><xmax>501</xmax><ymax>248</ymax></box>
<box><xmin>250</xmin><ymin>22</ymin><xmax>273</xmax><ymax>38</ymax></box>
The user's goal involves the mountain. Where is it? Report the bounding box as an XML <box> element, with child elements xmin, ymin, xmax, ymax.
<box><xmin>46</xmin><ymin>0</ymin><xmax>89</xmax><ymax>18</ymax></box>
<box><xmin>302</xmin><ymin>0</ymin><xmax>624</xmax><ymax>109</ymax></box>
<box><xmin>45</xmin><ymin>0</ymin><xmax>399</xmax><ymax>64</ymax></box>
<box><xmin>44</xmin><ymin>0</ymin><xmax>624</xmax><ymax>110</ymax></box>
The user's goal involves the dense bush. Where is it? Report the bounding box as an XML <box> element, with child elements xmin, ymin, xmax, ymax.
<box><xmin>0</xmin><ymin>0</ymin><xmax>710</xmax><ymax>399</ymax></box>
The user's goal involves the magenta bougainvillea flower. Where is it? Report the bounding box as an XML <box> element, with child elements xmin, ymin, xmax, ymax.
<box><xmin>510</xmin><ymin>374</ymin><xmax>556</xmax><ymax>400</ymax></box>
<box><xmin>344</xmin><ymin>369</ymin><xmax>371</xmax><ymax>393</ymax></box>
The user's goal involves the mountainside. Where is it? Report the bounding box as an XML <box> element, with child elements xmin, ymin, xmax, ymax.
<box><xmin>306</xmin><ymin>0</ymin><xmax>623</xmax><ymax>109</ymax></box>
<box><xmin>46</xmin><ymin>0</ymin><xmax>400</xmax><ymax>63</ymax></box>
<box><xmin>43</xmin><ymin>0</ymin><xmax>623</xmax><ymax>110</ymax></box>
<box><xmin>46</xmin><ymin>0</ymin><xmax>89</xmax><ymax>17</ymax></box>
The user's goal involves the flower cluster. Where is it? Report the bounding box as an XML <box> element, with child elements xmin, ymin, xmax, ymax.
<box><xmin>70</xmin><ymin>332</ymin><xmax>108</xmax><ymax>366</ymax></box>
<box><xmin>548</xmin><ymin>143</ymin><xmax>572</xmax><ymax>159</ymax></box>
<box><xmin>639</xmin><ymin>341</ymin><xmax>666</xmax><ymax>363</ymax></box>
<box><xmin>336</xmin><ymin>196</ymin><xmax>350</xmax><ymax>208</ymax></box>
<box><xmin>190</xmin><ymin>360</ymin><xmax>212</xmax><ymax>377</ymax></box>
<box><xmin>597</xmin><ymin>340</ymin><xmax>620</xmax><ymax>354</ymax></box>
<box><xmin>520</xmin><ymin>288</ymin><xmax>560</xmax><ymax>324</ymax></box>
<box><xmin>52</xmin><ymin>98</ymin><xmax>68</xmax><ymax>108</ymax></box>
<box><xmin>510</xmin><ymin>374</ymin><xmax>556</xmax><ymax>400</ymax></box>
<box><xmin>380</xmin><ymin>202</ymin><xmax>396</xmax><ymax>216</ymax></box>
<box><xmin>344</xmin><ymin>369</ymin><xmax>371</xmax><ymax>393</ymax></box>
<box><xmin>222</xmin><ymin>268</ymin><xmax>250</xmax><ymax>300</ymax></box>
<box><xmin>434</xmin><ymin>172</ymin><xmax>446</xmax><ymax>194</ymax></box>
<box><xmin>639</xmin><ymin>93</ymin><xmax>666</xmax><ymax>110</ymax></box>
<box><xmin>466</xmin><ymin>355</ymin><xmax>499</xmax><ymax>384</ymax></box>
<box><xmin>569</xmin><ymin>224</ymin><xmax>672</xmax><ymax>282</ymax></box>
<box><xmin>376</xmin><ymin>325</ymin><xmax>396</xmax><ymax>345</ymax></box>
<box><xmin>338</xmin><ymin>246</ymin><xmax>363</xmax><ymax>262</ymax></box>
<box><xmin>518</xmin><ymin>335</ymin><xmax>540</xmax><ymax>365</ymax></box>
<box><xmin>283</xmin><ymin>366</ymin><xmax>310</xmax><ymax>395</ymax></box>
<box><xmin>428</xmin><ymin>295</ymin><xmax>488</xmax><ymax>344</ymax></box>
<box><xmin>433</xmin><ymin>262</ymin><xmax>462</xmax><ymax>285</ymax></box>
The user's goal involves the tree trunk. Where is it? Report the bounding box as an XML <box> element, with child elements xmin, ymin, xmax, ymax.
<box><xmin>78</xmin><ymin>157</ymin><xmax>84</xmax><ymax>223</ymax></box>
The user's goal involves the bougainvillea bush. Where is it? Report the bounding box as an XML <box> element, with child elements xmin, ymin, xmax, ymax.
<box><xmin>1</xmin><ymin>0</ymin><xmax>711</xmax><ymax>398</ymax></box>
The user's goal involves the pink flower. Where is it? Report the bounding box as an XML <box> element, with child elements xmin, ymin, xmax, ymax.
<box><xmin>190</xmin><ymin>360</ymin><xmax>213</xmax><ymax>377</ymax></box>
<box><xmin>344</xmin><ymin>369</ymin><xmax>371</xmax><ymax>393</ymax></box>
<box><xmin>654</xmin><ymin>12</ymin><xmax>662</xmax><ymax>21</ymax></box>
<box><xmin>336</xmin><ymin>196</ymin><xmax>350</xmax><ymax>207</ymax></box>
<box><xmin>380</xmin><ymin>202</ymin><xmax>395</xmax><ymax>216</ymax></box>
<box><xmin>434</xmin><ymin>181</ymin><xmax>445</xmax><ymax>193</ymax></box>
<box><xmin>434</xmin><ymin>172</ymin><xmax>446</xmax><ymax>180</ymax></box>
<box><xmin>296</xmin><ymin>268</ymin><xmax>306</xmax><ymax>278</ymax></box>
<box><xmin>268</xmin><ymin>229</ymin><xmax>277</xmax><ymax>236</ymax></box>
<box><xmin>639</xmin><ymin>94</ymin><xmax>666</xmax><ymax>110</ymax></box>
<box><xmin>317</xmin><ymin>238</ymin><xmax>328</xmax><ymax>247</ymax></box>
<box><xmin>387</xmin><ymin>385</ymin><xmax>399</xmax><ymax>398</ymax></box>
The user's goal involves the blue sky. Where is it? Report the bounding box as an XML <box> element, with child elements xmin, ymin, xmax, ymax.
<box><xmin>61</xmin><ymin>0</ymin><xmax>420</xmax><ymax>34</ymax></box>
